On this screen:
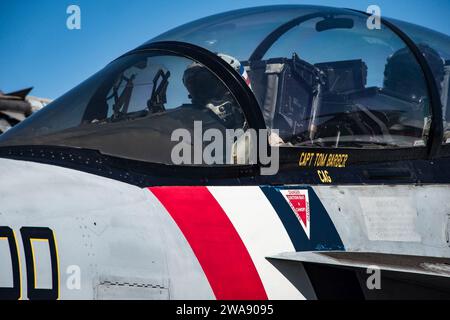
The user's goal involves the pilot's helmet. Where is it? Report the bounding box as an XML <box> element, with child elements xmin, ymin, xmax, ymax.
<box><xmin>218</xmin><ymin>53</ymin><xmax>252</xmax><ymax>89</ymax></box>
<box><xmin>183</xmin><ymin>62</ymin><xmax>227</xmax><ymax>104</ymax></box>
<box><xmin>182</xmin><ymin>53</ymin><xmax>251</xmax><ymax>104</ymax></box>
<box><xmin>383</xmin><ymin>44</ymin><xmax>445</xmax><ymax>100</ymax></box>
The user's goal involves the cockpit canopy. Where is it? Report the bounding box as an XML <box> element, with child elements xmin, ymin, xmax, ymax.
<box><xmin>1</xmin><ymin>5</ymin><xmax>450</xmax><ymax>165</ymax></box>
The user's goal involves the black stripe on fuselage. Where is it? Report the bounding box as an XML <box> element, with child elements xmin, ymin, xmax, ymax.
<box><xmin>0</xmin><ymin>145</ymin><xmax>450</xmax><ymax>187</ymax></box>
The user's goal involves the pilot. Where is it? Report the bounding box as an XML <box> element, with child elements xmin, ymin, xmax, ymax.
<box><xmin>383</xmin><ymin>44</ymin><xmax>445</xmax><ymax>141</ymax></box>
<box><xmin>384</xmin><ymin>44</ymin><xmax>445</xmax><ymax>100</ymax></box>
<box><xmin>182</xmin><ymin>54</ymin><xmax>246</xmax><ymax>129</ymax></box>
<box><xmin>182</xmin><ymin>53</ymin><xmax>286</xmax><ymax>156</ymax></box>
<box><xmin>186</xmin><ymin>53</ymin><xmax>286</xmax><ymax>146</ymax></box>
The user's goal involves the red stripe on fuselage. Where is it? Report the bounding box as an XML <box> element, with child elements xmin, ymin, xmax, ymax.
<box><xmin>149</xmin><ymin>186</ymin><xmax>267</xmax><ymax>300</ymax></box>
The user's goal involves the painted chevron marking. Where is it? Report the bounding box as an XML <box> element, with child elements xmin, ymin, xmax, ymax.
<box><xmin>208</xmin><ymin>186</ymin><xmax>305</xmax><ymax>300</ymax></box>
<box><xmin>149</xmin><ymin>186</ymin><xmax>267</xmax><ymax>300</ymax></box>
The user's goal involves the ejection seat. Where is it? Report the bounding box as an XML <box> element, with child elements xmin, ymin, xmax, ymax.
<box><xmin>243</xmin><ymin>56</ymin><xmax>375</xmax><ymax>146</ymax></box>
<box><xmin>243</xmin><ymin>54</ymin><xmax>324</xmax><ymax>144</ymax></box>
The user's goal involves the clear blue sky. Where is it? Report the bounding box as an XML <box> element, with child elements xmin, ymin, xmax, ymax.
<box><xmin>1</xmin><ymin>0</ymin><xmax>450</xmax><ymax>99</ymax></box>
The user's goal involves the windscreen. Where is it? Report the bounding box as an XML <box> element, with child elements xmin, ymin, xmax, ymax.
<box><xmin>0</xmin><ymin>52</ymin><xmax>248</xmax><ymax>164</ymax></box>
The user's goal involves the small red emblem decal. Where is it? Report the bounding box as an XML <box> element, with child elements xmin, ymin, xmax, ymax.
<box><xmin>281</xmin><ymin>189</ymin><xmax>310</xmax><ymax>239</ymax></box>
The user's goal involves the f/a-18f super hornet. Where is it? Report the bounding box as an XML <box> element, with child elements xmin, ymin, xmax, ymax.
<box><xmin>1</xmin><ymin>5</ymin><xmax>450</xmax><ymax>300</ymax></box>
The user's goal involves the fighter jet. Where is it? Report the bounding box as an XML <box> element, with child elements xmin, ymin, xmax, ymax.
<box><xmin>0</xmin><ymin>87</ymin><xmax>49</xmax><ymax>133</ymax></box>
<box><xmin>0</xmin><ymin>88</ymin><xmax>34</xmax><ymax>133</ymax></box>
<box><xmin>0</xmin><ymin>5</ymin><xmax>450</xmax><ymax>300</ymax></box>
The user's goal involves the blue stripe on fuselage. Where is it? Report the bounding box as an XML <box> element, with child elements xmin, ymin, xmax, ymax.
<box><xmin>260</xmin><ymin>186</ymin><xmax>344</xmax><ymax>252</ymax></box>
